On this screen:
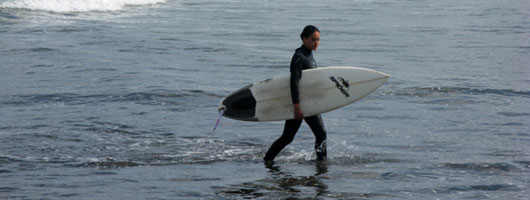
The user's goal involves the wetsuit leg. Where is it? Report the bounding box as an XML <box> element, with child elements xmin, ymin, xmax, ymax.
<box><xmin>304</xmin><ymin>115</ymin><xmax>327</xmax><ymax>160</ymax></box>
<box><xmin>264</xmin><ymin>119</ymin><xmax>303</xmax><ymax>161</ymax></box>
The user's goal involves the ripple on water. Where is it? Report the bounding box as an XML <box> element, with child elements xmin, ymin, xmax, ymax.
<box><xmin>441</xmin><ymin>162</ymin><xmax>520</xmax><ymax>173</ymax></box>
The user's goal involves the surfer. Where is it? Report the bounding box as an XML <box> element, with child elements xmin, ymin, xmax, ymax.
<box><xmin>264</xmin><ymin>25</ymin><xmax>327</xmax><ymax>162</ymax></box>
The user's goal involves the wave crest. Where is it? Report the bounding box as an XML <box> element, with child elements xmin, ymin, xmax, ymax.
<box><xmin>0</xmin><ymin>0</ymin><xmax>167</xmax><ymax>13</ymax></box>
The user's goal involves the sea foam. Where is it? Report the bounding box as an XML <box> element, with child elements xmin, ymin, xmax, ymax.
<box><xmin>0</xmin><ymin>0</ymin><xmax>167</xmax><ymax>12</ymax></box>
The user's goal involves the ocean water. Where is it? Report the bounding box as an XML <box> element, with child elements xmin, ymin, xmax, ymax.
<box><xmin>0</xmin><ymin>0</ymin><xmax>529</xmax><ymax>199</ymax></box>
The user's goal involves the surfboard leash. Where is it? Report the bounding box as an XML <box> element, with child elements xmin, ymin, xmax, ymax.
<box><xmin>212</xmin><ymin>108</ymin><xmax>225</xmax><ymax>134</ymax></box>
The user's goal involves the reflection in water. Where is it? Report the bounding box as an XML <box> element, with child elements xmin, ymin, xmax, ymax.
<box><xmin>218</xmin><ymin>161</ymin><xmax>329</xmax><ymax>199</ymax></box>
<box><xmin>264</xmin><ymin>161</ymin><xmax>329</xmax><ymax>198</ymax></box>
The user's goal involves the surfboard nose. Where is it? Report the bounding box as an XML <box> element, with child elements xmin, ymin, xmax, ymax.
<box><xmin>364</xmin><ymin>67</ymin><xmax>390</xmax><ymax>80</ymax></box>
<box><xmin>380</xmin><ymin>71</ymin><xmax>390</xmax><ymax>79</ymax></box>
<box><xmin>364</xmin><ymin>68</ymin><xmax>390</xmax><ymax>84</ymax></box>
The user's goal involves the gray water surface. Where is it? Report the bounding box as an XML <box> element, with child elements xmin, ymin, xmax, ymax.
<box><xmin>1</xmin><ymin>0</ymin><xmax>528</xmax><ymax>199</ymax></box>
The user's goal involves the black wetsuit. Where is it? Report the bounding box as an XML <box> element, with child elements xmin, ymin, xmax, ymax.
<box><xmin>264</xmin><ymin>45</ymin><xmax>327</xmax><ymax>161</ymax></box>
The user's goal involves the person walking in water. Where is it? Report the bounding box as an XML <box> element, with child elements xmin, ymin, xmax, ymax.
<box><xmin>264</xmin><ymin>25</ymin><xmax>327</xmax><ymax>162</ymax></box>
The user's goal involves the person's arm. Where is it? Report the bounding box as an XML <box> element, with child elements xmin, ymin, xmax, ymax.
<box><xmin>290</xmin><ymin>56</ymin><xmax>304</xmax><ymax>120</ymax></box>
<box><xmin>293</xmin><ymin>103</ymin><xmax>303</xmax><ymax>120</ymax></box>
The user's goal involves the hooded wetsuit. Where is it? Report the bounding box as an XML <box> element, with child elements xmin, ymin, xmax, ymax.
<box><xmin>264</xmin><ymin>45</ymin><xmax>327</xmax><ymax>161</ymax></box>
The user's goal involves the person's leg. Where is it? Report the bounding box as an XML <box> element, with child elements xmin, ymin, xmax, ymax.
<box><xmin>264</xmin><ymin>119</ymin><xmax>303</xmax><ymax>161</ymax></box>
<box><xmin>305</xmin><ymin>115</ymin><xmax>327</xmax><ymax>160</ymax></box>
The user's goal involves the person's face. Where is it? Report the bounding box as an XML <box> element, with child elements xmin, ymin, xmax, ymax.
<box><xmin>303</xmin><ymin>31</ymin><xmax>320</xmax><ymax>51</ymax></box>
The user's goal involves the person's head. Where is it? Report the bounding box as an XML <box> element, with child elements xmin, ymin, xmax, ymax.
<box><xmin>300</xmin><ymin>25</ymin><xmax>320</xmax><ymax>51</ymax></box>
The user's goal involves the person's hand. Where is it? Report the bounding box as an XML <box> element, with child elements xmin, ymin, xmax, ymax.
<box><xmin>293</xmin><ymin>104</ymin><xmax>304</xmax><ymax>120</ymax></box>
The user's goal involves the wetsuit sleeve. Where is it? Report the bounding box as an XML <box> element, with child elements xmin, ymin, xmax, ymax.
<box><xmin>290</xmin><ymin>55</ymin><xmax>303</xmax><ymax>104</ymax></box>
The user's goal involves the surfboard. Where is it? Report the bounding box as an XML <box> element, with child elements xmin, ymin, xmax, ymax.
<box><xmin>218</xmin><ymin>66</ymin><xmax>389</xmax><ymax>122</ymax></box>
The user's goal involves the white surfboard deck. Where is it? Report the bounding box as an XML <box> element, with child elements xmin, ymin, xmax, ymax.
<box><xmin>219</xmin><ymin>66</ymin><xmax>389</xmax><ymax>121</ymax></box>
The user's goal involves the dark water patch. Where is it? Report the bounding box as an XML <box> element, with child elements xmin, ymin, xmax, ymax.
<box><xmin>404</xmin><ymin>26</ymin><xmax>450</xmax><ymax>35</ymax></box>
<box><xmin>497</xmin><ymin>112</ymin><xmax>530</xmax><ymax>117</ymax></box>
<box><xmin>494</xmin><ymin>122</ymin><xmax>525</xmax><ymax>127</ymax></box>
<box><xmin>2</xmin><ymin>47</ymin><xmax>58</xmax><ymax>54</ymax></box>
<box><xmin>357</xmin><ymin>114</ymin><xmax>419</xmax><ymax>120</ymax></box>
<box><xmin>217</xmin><ymin>176</ymin><xmax>395</xmax><ymax>200</ymax></box>
<box><xmin>417</xmin><ymin>184</ymin><xmax>522</xmax><ymax>196</ymax></box>
<box><xmin>158</xmin><ymin>37</ymin><xmax>184</xmax><ymax>41</ymax></box>
<box><xmin>454</xmin><ymin>44</ymin><xmax>530</xmax><ymax>51</ymax></box>
<box><xmin>442</xmin><ymin>162</ymin><xmax>519</xmax><ymax>173</ymax></box>
<box><xmin>119</xmin><ymin>49</ymin><xmax>134</xmax><ymax>52</ymax></box>
<box><xmin>447</xmin><ymin>184</ymin><xmax>520</xmax><ymax>192</ymax></box>
<box><xmin>29</xmin><ymin>47</ymin><xmax>56</xmax><ymax>52</ymax></box>
<box><xmin>225</xmin><ymin>64</ymin><xmax>254</xmax><ymax>68</ymax></box>
<box><xmin>176</xmin><ymin>191</ymin><xmax>212</xmax><ymax>199</ymax></box>
<box><xmin>514</xmin><ymin>161</ymin><xmax>530</xmax><ymax>168</ymax></box>
<box><xmin>389</xmin><ymin>87</ymin><xmax>530</xmax><ymax>98</ymax></box>
<box><xmin>2</xmin><ymin>90</ymin><xmax>223</xmax><ymax>106</ymax></box>
<box><xmin>0</xmin><ymin>187</ymin><xmax>18</xmax><ymax>193</ymax></box>
<box><xmin>515</xmin><ymin>133</ymin><xmax>530</xmax><ymax>137</ymax></box>
<box><xmin>372</xmin><ymin>142</ymin><xmax>461</xmax><ymax>153</ymax></box>
<box><xmin>57</xmin><ymin>193</ymin><xmax>81</xmax><ymax>198</ymax></box>
<box><xmin>217</xmin><ymin>179</ymin><xmax>328</xmax><ymax>199</ymax></box>
<box><xmin>172</xmin><ymin>177</ymin><xmax>222</xmax><ymax>182</ymax></box>
<box><xmin>2</xmin><ymin>93</ymin><xmax>78</xmax><ymax>106</ymax></box>
<box><xmin>29</xmin><ymin>64</ymin><xmax>54</xmax><ymax>68</ymax></box>
<box><xmin>69</xmin><ymin>159</ymin><xmax>140</xmax><ymax>169</ymax></box>
<box><xmin>54</xmin><ymin>27</ymin><xmax>89</xmax><ymax>33</ymax></box>
<box><xmin>3</xmin><ymin>154</ymin><xmax>79</xmax><ymax>166</ymax></box>
<box><xmin>14</xmin><ymin>124</ymin><xmax>52</xmax><ymax>130</ymax></box>
<box><xmin>0</xmin><ymin>8</ymin><xmax>19</xmax><ymax>19</ymax></box>
<box><xmin>114</xmin><ymin>177</ymin><xmax>140</xmax><ymax>183</ymax></box>
<box><xmin>147</xmin><ymin>46</ymin><xmax>170</xmax><ymax>52</ymax></box>
<box><xmin>152</xmin><ymin>66</ymin><xmax>178</xmax><ymax>71</ymax></box>
<box><xmin>340</xmin><ymin>47</ymin><xmax>398</xmax><ymax>53</ymax></box>
<box><xmin>462</xmin><ymin>24</ymin><xmax>530</xmax><ymax>34</ymax></box>
<box><xmin>354</xmin><ymin>106</ymin><xmax>385</xmax><ymax>111</ymax></box>
<box><xmin>333</xmin><ymin>171</ymin><xmax>412</xmax><ymax>182</ymax></box>
<box><xmin>92</xmin><ymin>171</ymin><xmax>118</xmax><ymax>175</ymax></box>
<box><xmin>79</xmin><ymin>40</ymin><xmax>130</xmax><ymax>46</ymax></box>
<box><xmin>132</xmin><ymin>111</ymin><xmax>148</xmax><ymax>115</ymax></box>
<box><xmin>0</xmin><ymin>155</ymin><xmax>25</xmax><ymax>164</ymax></box>
<box><xmin>183</xmin><ymin>46</ymin><xmax>226</xmax><ymax>52</ymax></box>
<box><xmin>77</xmin><ymin>121</ymin><xmax>140</xmax><ymax>135</ymax></box>
<box><xmin>483</xmin><ymin>150</ymin><xmax>527</xmax><ymax>157</ymax></box>
<box><xmin>330</xmin><ymin>154</ymin><xmax>405</xmax><ymax>166</ymax></box>
<box><xmin>33</xmin><ymin>182</ymin><xmax>82</xmax><ymax>189</ymax></box>
<box><xmin>73</xmin><ymin>67</ymin><xmax>117</xmax><ymax>72</ymax></box>
<box><xmin>225</xmin><ymin>63</ymin><xmax>288</xmax><ymax>69</ymax></box>
<box><xmin>421</xmin><ymin>97</ymin><xmax>484</xmax><ymax>106</ymax></box>
<box><xmin>435</xmin><ymin>127</ymin><xmax>489</xmax><ymax>134</ymax></box>
<box><xmin>247</xmin><ymin>32</ymin><xmax>288</xmax><ymax>38</ymax></box>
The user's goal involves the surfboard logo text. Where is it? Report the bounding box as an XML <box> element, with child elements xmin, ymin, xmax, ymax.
<box><xmin>329</xmin><ymin>76</ymin><xmax>350</xmax><ymax>97</ymax></box>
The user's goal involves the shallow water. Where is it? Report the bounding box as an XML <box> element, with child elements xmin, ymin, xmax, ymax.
<box><xmin>1</xmin><ymin>0</ymin><xmax>529</xmax><ymax>199</ymax></box>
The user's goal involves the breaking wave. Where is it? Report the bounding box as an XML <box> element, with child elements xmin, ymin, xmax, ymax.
<box><xmin>0</xmin><ymin>0</ymin><xmax>167</xmax><ymax>13</ymax></box>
